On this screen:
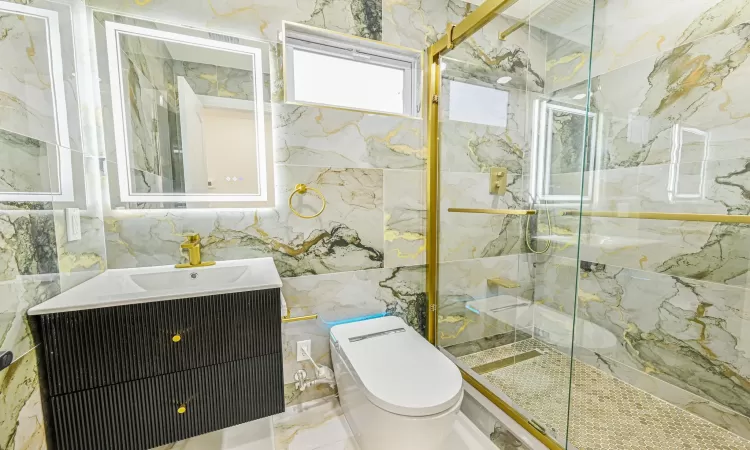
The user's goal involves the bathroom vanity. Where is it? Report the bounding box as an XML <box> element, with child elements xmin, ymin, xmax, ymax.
<box><xmin>28</xmin><ymin>258</ymin><xmax>285</xmax><ymax>450</ymax></box>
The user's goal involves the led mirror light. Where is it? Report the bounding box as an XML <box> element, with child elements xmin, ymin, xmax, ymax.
<box><xmin>104</xmin><ymin>22</ymin><xmax>273</xmax><ymax>206</ymax></box>
<box><xmin>0</xmin><ymin>2</ymin><xmax>74</xmax><ymax>203</ymax></box>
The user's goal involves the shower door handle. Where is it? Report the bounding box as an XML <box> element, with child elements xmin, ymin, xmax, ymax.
<box><xmin>0</xmin><ymin>351</ymin><xmax>12</xmax><ymax>371</ymax></box>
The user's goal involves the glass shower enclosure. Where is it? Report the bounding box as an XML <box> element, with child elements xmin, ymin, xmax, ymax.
<box><xmin>426</xmin><ymin>0</ymin><xmax>750</xmax><ymax>448</ymax></box>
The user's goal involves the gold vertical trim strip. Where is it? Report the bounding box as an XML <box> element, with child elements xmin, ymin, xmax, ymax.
<box><xmin>424</xmin><ymin>0</ymin><xmax>524</xmax><ymax>346</ymax></box>
<box><xmin>426</xmin><ymin>0</ymin><xmax>563</xmax><ymax>446</ymax></box>
<box><xmin>425</xmin><ymin>44</ymin><xmax>441</xmax><ymax>345</ymax></box>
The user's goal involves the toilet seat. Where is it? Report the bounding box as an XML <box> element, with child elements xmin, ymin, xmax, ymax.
<box><xmin>331</xmin><ymin>316</ymin><xmax>463</xmax><ymax>417</ymax></box>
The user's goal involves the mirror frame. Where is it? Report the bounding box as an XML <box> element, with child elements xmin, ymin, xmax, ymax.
<box><xmin>529</xmin><ymin>99</ymin><xmax>601</xmax><ymax>206</ymax></box>
<box><xmin>105</xmin><ymin>21</ymin><xmax>273</xmax><ymax>206</ymax></box>
<box><xmin>0</xmin><ymin>2</ymin><xmax>74</xmax><ymax>203</ymax></box>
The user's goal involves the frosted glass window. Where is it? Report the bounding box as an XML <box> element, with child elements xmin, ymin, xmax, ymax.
<box><xmin>292</xmin><ymin>49</ymin><xmax>405</xmax><ymax>115</ymax></box>
<box><xmin>448</xmin><ymin>81</ymin><xmax>509</xmax><ymax>128</ymax></box>
<box><xmin>284</xmin><ymin>23</ymin><xmax>420</xmax><ymax>117</ymax></box>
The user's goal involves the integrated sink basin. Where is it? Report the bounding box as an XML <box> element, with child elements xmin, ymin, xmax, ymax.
<box><xmin>130</xmin><ymin>265</ymin><xmax>249</xmax><ymax>291</ymax></box>
<box><xmin>28</xmin><ymin>257</ymin><xmax>282</xmax><ymax>315</ymax></box>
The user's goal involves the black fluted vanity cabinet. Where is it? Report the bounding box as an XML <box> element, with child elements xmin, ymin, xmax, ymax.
<box><xmin>34</xmin><ymin>288</ymin><xmax>285</xmax><ymax>450</ymax></box>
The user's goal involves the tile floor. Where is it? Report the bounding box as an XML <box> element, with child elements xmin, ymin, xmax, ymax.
<box><xmin>457</xmin><ymin>338</ymin><xmax>750</xmax><ymax>450</ymax></box>
<box><xmin>155</xmin><ymin>394</ymin><xmax>502</xmax><ymax>450</ymax></box>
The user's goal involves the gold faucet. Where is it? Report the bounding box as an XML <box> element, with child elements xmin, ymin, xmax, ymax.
<box><xmin>175</xmin><ymin>233</ymin><xmax>215</xmax><ymax>268</ymax></box>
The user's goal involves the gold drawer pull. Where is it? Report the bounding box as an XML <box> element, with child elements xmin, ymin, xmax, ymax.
<box><xmin>172</xmin><ymin>334</ymin><xmax>182</xmax><ymax>343</ymax></box>
<box><xmin>177</xmin><ymin>404</ymin><xmax>187</xmax><ymax>414</ymax></box>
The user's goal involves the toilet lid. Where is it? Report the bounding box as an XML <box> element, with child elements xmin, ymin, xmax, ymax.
<box><xmin>330</xmin><ymin>316</ymin><xmax>463</xmax><ymax>417</ymax></box>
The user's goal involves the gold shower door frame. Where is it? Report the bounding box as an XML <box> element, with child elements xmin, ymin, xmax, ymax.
<box><xmin>424</xmin><ymin>1</ymin><xmax>565</xmax><ymax>448</ymax></box>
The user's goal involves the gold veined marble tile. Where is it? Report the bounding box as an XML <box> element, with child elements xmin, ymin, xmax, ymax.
<box><xmin>0</xmin><ymin>349</ymin><xmax>47</xmax><ymax>450</ymax></box>
<box><xmin>272</xmin><ymin>397</ymin><xmax>355</xmax><ymax>450</ymax></box>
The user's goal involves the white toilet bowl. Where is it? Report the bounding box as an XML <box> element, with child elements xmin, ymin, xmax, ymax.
<box><xmin>330</xmin><ymin>316</ymin><xmax>463</xmax><ymax>450</ymax></box>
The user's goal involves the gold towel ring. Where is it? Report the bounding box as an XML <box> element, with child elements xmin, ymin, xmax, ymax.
<box><xmin>289</xmin><ymin>184</ymin><xmax>326</xmax><ymax>219</ymax></box>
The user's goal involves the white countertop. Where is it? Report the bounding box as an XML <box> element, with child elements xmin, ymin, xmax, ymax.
<box><xmin>28</xmin><ymin>257</ymin><xmax>283</xmax><ymax>315</ymax></box>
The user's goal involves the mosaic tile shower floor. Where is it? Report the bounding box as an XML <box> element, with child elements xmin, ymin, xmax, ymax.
<box><xmin>457</xmin><ymin>339</ymin><xmax>750</xmax><ymax>450</ymax></box>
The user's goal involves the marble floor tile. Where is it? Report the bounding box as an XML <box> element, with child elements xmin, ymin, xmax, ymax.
<box><xmin>151</xmin><ymin>393</ymin><xmax>504</xmax><ymax>450</ymax></box>
<box><xmin>153</xmin><ymin>417</ymin><xmax>274</xmax><ymax>450</ymax></box>
<box><xmin>273</xmin><ymin>397</ymin><xmax>356</xmax><ymax>450</ymax></box>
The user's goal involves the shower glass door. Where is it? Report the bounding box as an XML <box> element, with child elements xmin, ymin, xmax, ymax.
<box><xmin>434</xmin><ymin>0</ymin><xmax>596</xmax><ymax>448</ymax></box>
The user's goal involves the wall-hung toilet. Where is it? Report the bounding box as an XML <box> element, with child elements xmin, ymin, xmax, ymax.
<box><xmin>330</xmin><ymin>316</ymin><xmax>464</xmax><ymax>450</ymax></box>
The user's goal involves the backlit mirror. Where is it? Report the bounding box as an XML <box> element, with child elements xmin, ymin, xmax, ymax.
<box><xmin>99</xmin><ymin>18</ymin><xmax>273</xmax><ymax>208</ymax></box>
<box><xmin>530</xmin><ymin>99</ymin><xmax>600</xmax><ymax>206</ymax></box>
<box><xmin>0</xmin><ymin>2</ymin><xmax>75</xmax><ymax>203</ymax></box>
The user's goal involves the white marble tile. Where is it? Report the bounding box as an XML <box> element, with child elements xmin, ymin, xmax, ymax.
<box><xmin>546</xmin><ymin>0</ymin><xmax>750</xmax><ymax>92</ymax></box>
<box><xmin>438</xmin><ymin>255</ymin><xmax>533</xmax><ymax>347</ymax></box>
<box><xmin>539</xmin><ymin>157</ymin><xmax>750</xmax><ymax>287</ymax></box>
<box><xmin>280</xmin><ymin>266</ymin><xmax>425</xmax><ymax>384</ymax></box>
<box><xmin>105</xmin><ymin>165</ymin><xmax>385</xmax><ymax>276</ymax></box>
<box><xmin>273</xmin><ymin>397</ymin><xmax>355</xmax><ymax>450</ymax></box>
<box><xmin>273</xmin><ymin>395</ymin><xmax>501</xmax><ymax>450</ymax></box>
<box><xmin>589</xmin><ymin>0</ymin><xmax>750</xmax><ymax>81</ymax></box>
<box><xmin>440</xmin><ymin>171</ymin><xmax>526</xmax><ymax>262</ymax></box>
<box><xmin>87</xmin><ymin>0</ymin><xmax>382</xmax><ymax>42</ymax></box>
<box><xmin>0</xmin><ymin>209</ymin><xmax>61</xmax><ymax>363</ymax></box>
<box><xmin>383</xmin><ymin>169</ymin><xmax>425</xmax><ymax>268</ymax></box>
<box><xmin>153</xmin><ymin>417</ymin><xmax>274</xmax><ymax>450</ymax></box>
<box><xmin>439</xmin><ymin>82</ymin><xmax>531</xmax><ymax>175</ymax></box>
<box><xmin>274</xmin><ymin>104</ymin><xmax>424</xmax><ymax>170</ymax></box>
<box><xmin>0</xmin><ymin>7</ymin><xmax>57</xmax><ymax>146</ymax></box>
<box><xmin>0</xmin><ymin>348</ymin><xmax>47</xmax><ymax>450</ymax></box>
<box><xmin>383</xmin><ymin>0</ymin><xmax>546</xmax><ymax>92</ymax></box>
<box><xmin>587</xmin><ymin>20</ymin><xmax>750</xmax><ymax>170</ymax></box>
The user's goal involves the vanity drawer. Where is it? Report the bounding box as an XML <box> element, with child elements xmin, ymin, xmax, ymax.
<box><xmin>38</xmin><ymin>288</ymin><xmax>281</xmax><ymax>395</ymax></box>
<box><xmin>50</xmin><ymin>353</ymin><xmax>284</xmax><ymax>450</ymax></box>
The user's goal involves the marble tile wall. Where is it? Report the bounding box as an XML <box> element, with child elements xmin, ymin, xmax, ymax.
<box><xmin>546</xmin><ymin>0</ymin><xmax>750</xmax><ymax>93</ymax></box>
<box><xmin>438</xmin><ymin>255</ymin><xmax>534</xmax><ymax>348</ymax></box>
<box><xmin>437</xmin><ymin>15</ymin><xmax>546</xmax><ymax>264</ymax></box>
<box><xmin>530</xmin><ymin>2</ymin><xmax>750</xmax><ymax>440</ymax></box>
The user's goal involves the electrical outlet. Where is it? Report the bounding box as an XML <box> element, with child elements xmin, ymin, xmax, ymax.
<box><xmin>65</xmin><ymin>208</ymin><xmax>81</xmax><ymax>241</ymax></box>
<box><xmin>296</xmin><ymin>340</ymin><xmax>312</xmax><ymax>362</ymax></box>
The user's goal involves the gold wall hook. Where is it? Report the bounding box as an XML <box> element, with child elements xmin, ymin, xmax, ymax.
<box><xmin>172</xmin><ymin>334</ymin><xmax>182</xmax><ymax>343</ymax></box>
<box><xmin>177</xmin><ymin>404</ymin><xmax>187</xmax><ymax>414</ymax></box>
<box><xmin>289</xmin><ymin>183</ymin><xmax>326</xmax><ymax>219</ymax></box>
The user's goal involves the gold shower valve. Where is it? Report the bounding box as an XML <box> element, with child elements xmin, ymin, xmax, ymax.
<box><xmin>489</xmin><ymin>167</ymin><xmax>507</xmax><ymax>195</ymax></box>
